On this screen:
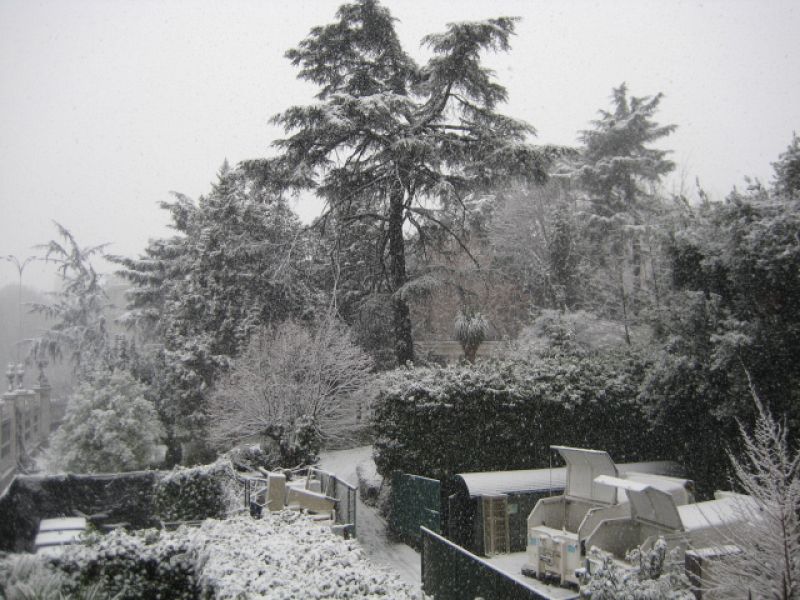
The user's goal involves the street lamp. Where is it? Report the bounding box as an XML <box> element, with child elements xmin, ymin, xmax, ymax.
<box><xmin>3</xmin><ymin>255</ymin><xmax>36</xmax><ymax>365</ymax></box>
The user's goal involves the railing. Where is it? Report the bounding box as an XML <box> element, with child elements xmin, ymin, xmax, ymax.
<box><xmin>306</xmin><ymin>467</ymin><xmax>357</xmax><ymax>533</ymax></box>
<box><xmin>235</xmin><ymin>467</ymin><xmax>357</xmax><ymax>536</ymax></box>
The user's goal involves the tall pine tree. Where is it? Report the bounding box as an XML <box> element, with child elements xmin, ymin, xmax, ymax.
<box><xmin>572</xmin><ymin>84</ymin><xmax>676</xmax><ymax>338</ymax></box>
<box><xmin>254</xmin><ymin>0</ymin><xmax>560</xmax><ymax>364</ymax></box>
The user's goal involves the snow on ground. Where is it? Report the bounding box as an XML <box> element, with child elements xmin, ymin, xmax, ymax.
<box><xmin>318</xmin><ymin>447</ymin><xmax>422</xmax><ymax>592</ymax></box>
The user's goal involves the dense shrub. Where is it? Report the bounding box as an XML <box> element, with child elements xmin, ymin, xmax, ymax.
<box><xmin>1</xmin><ymin>514</ymin><xmax>421</xmax><ymax>600</ymax></box>
<box><xmin>372</xmin><ymin>351</ymin><xmax>652</xmax><ymax>482</ymax></box>
<box><xmin>46</xmin><ymin>369</ymin><xmax>164</xmax><ymax>474</ymax></box>
<box><xmin>52</xmin><ymin>529</ymin><xmax>202</xmax><ymax>600</ymax></box>
<box><xmin>153</xmin><ymin>459</ymin><xmax>241</xmax><ymax>522</ymax></box>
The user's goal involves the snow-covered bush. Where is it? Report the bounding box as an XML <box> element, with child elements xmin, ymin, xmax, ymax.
<box><xmin>580</xmin><ymin>539</ymin><xmax>693</xmax><ymax>600</ymax></box>
<box><xmin>209</xmin><ymin>319</ymin><xmax>373</xmax><ymax>466</ymax></box>
<box><xmin>3</xmin><ymin>513</ymin><xmax>424</xmax><ymax>599</ymax></box>
<box><xmin>356</xmin><ymin>457</ymin><xmax>383</xmax><ymax>507</ymax></box>
<box><xmin>372</xmin><ymin>353</ymin><xmax>650</xmax><ymax>481</ymax></box>
<box><xmin>52</xmin><ymin>529</ymin><xmax>201</xmax><ymax>599</ymax></box>
<box><xmin>699</xmin><ymin>391</ymin><xmax>800</xmax><ymax>599</ymax></box>
<box><xmin>187</xmin><ymin>513</ymin><xmax>423</xmax><ymax>598</ymax></box>
<box><xmin>46</xmin><ymin>368</ymin><xmax>164</xmax><ymax>473</ymax></box>
<box><xmin>153</xmin><ymin>458</ymin><xmax>241</xmax><ymax>522</ymax></box>
<box><xmin>511</xmin><ymin>309</ymin><xmax>629</xmax><ymax>359</ymax></box>
<box><xmin>0</xmin><ymin>553</ymin><xmax>104</xmax><ymax>600</ymax></box>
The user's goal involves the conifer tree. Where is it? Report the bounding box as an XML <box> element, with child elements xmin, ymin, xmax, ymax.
<box><xmin>571</xmin><ymin>84</ymin><xmax>676</xmax><ymax>334</ymax></box>
<box><xmin>30</xmin><ymin>223</ymin><xmax>110</xmax><ymax>377</ymax></box>
<box><xmin>773</xmin><ymin>132</ymin><xmax>800</xmax><ymax>196</ymax></box>
<box><xmin>257</xmin><ymin>0</ymin><xmax>560</xmax><ymax>365</ymax></box>
<box><xmin>114</xmin><ymin>164</ymin><xmax>313</xmax><ymax>463</ymax></box>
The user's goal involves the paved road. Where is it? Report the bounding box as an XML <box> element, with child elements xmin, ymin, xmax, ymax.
<box><xmin>319</xmin><ymin>447</ymin><xmax>422</xmax><ymax>591</ymax></box>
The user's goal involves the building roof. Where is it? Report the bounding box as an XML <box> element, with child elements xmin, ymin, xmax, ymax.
<box><xmin>456</xmin><ymin>460</ymin><xmax>685</xmax><ymax>498</ymax></box>
<box><xmin>457</xmin><ymin>467</ymin><xmax>568</xmax><ymax>497</ymax></box>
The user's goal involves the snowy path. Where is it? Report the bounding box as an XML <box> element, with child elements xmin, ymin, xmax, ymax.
<box><xmin>318</xmin><ymin>447</ymin><xmax>422</xmax><ymax>591</ymax></box>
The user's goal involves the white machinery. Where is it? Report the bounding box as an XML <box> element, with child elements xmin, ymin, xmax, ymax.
<box><xmin>522</xmin><ymin>446</ymin><xmax>693</xmax><ymax>587</ymax></box>
<box><xmin>584</xmin><ymin>476</ymin><xmax>753</xmax><ymax>566</ymax></box>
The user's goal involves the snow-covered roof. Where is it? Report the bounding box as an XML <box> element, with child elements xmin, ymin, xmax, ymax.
<box><xmin>38</xmin><ymin>517</ymin><xmax>87</xmax><ymax>532</ymax></box>
<box><xmin>456</xmin><ymin>460</ymin><xmax>684</xmax><ymax>499</ymax></box>
<box><xmin>678</xmin><ymin>495</ymin><xmax>754</xmax><ymax>531</ymax></box>
<box><xmin>456</xmin><ymin>467</ymin><xmax>568</xmax><ymax>497</ymax></box>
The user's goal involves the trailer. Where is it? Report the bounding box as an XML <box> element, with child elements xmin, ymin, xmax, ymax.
<box><xmin>522</xmin><ymin>447</ymin><xmax>693</xmax><ymax>587</ymax></box>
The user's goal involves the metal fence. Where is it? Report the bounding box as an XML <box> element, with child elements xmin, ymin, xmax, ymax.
<box><xmin>390</xmin><ymin>472</ymin><xmax>441</xmax><ymax>543</ymax></box>
<box><xmin>421</xmin><ymin>527</ymin><xmax>557</xmax><ymax>600</ymax></box>
<box><xmin>234</xmin><ymin>468</ymin><xmax>356</xmax><ymax>535</ymax></box>
<box><xmin>307</xmin><ymin>467</ymin><xmax>357</xmax><ymax>531</ymax></box>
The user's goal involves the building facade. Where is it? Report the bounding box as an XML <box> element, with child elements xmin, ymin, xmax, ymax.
<box><xmin>0</xmin><ymin>364</ymin><xmax>52</xmax><ymax>494</ymax></box>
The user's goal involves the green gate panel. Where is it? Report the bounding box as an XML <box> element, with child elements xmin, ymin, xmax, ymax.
<box><xmin>391</xmin><ymin>472</ymin><xmax>441</xmax><ymax>541</ymax></box>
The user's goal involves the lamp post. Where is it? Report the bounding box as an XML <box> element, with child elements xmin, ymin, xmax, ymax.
<box><xmin>3</xmin><ymin>255</ymin><xmax>36</xmax><ymax>364</ymax></box>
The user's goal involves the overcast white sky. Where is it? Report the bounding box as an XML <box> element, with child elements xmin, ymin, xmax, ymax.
<box><xmin>1</xmin><ymin>0</ymin><xmax>798</xmax><ymax>290</ymax></box>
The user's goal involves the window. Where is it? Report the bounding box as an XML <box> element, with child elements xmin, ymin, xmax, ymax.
<box><xmin>0</xmin><ymin>419</ymin><xmax>11</xmax><ymax>459</ymax></box>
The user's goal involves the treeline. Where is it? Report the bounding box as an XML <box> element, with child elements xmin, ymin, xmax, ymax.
<box><xmin>26</xmin><ymin>0</ymin><xmax>800</xmax><ymax>484</ymax></box>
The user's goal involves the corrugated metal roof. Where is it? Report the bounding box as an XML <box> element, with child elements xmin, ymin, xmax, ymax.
<box><xmin>456</xmin><ymin>461</ymin><xmax>684</xmax><ymax>498</ymax></box>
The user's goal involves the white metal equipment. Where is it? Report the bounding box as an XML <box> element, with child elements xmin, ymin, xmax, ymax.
<box><xmin>585</xmin><ymin>475</ymin><xmax>752</xmax><ymax>565</ymax></box>
<box><xmin>522</xmin><ymin>446</ymin><xmax>693</xmax><ymax>587</ymax></box>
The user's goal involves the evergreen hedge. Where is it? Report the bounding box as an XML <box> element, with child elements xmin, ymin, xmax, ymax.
<box><xmin>373</xmin><ymin>352</ymin><xmax>653</xmax><ymax>482</ymax></box>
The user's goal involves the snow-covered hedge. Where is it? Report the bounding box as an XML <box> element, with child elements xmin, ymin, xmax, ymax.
<box><xmin>3</xmin><ymin>513</ymin><xmax>424</xmax><ymax>599</ymax></box>
<box><xmin>153</xmin><ymin>458</ymin><xmax>241</xmax><ymax>522</ymax></box>
<box><xmin>373</xmin><ymin>354</ymin><xmax>651</xmax><ymax>481</ymax></box>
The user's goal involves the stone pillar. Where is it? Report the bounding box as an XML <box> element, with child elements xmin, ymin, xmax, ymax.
<box><xmin>35</xmin><ymin>361</ymin><xmax>51</xmax><ymax>440</ymax></box>
<box><xmin>267</xmin><ymin>473</ymin><xmax>287</xmax><ymax>512</ymax></box>
<box><xmin>0</xmin><ymin>390</ymin><xmax>17</xmax><ymax>492</ymax></box>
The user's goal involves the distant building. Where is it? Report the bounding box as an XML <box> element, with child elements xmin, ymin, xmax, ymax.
<box><xmin>0</xmin><ymin>363</ymin><xmax>52</xmax><ymax>494</ymax></box>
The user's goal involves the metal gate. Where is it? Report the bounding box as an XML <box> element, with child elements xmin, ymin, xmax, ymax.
<box><xmin>390</xmin><ymin>472</ymin><xmax>441</xmax><ymax>543</ymax></box>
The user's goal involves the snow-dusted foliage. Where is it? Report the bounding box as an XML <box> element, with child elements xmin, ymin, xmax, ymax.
<box><xmin>0</xmin><ymin>554</ymin><xmax>104</xmax><ymax>600</ymax></box>
<box><xmin>511</xmin><ymin>309</ymin><xmax>629</xmax><ymax>359</ymax></box>
<box><xmin>30</xmin><ymin>222</ymin><xmax>110</xmax><ymax>376</ymax></box>
<box><xmin>113</xmin><ymin>163</ymin><xmax>315</xmax><ymax>463</ymax></box>
<box><xmin>45</xmin><ymin>368</ymin><xmax>163</xmax><ymax>473</ymax></box>
<box><xmin>259</xmin><ymin>0</ymin><xmax>565</xmax><ymax>365</ymax></box>
<box><xmin>373</xmin><ymin>354</ymin><xmax>650</xmax><ymax>480</ymax></box>
<box><xmin>488</xmin><ymin>182</ymin><xmax>584</xmax><ymax>312</ymax></box>
<box><xmin>3</xmin><ymin>513</ymin><xmax>424</xmax><ymax>599</ymax></box>
<box><xmin>356</xmin><ymin>456</ymin><xmax>382</xmax><ymax>507</ymax></box>
<box><xmin>581</xmin><ymin>538</ymin><xmax>693</xmax><ymax>600</ymax></box>
<box><xmin>565</xmin><ymin>84</ymin><xmax>677</xmax><ymax>340</ymax></box>
<box><xmin>153</xmin><ymin>458</ymin><xmax>241</xmax><ymax>522</ymax></box>
<box><xmin>454</xmin><ymin>309</ymin><xmax>488</xmax><ymax>363</ymax></box>
<box><xmin>699</xmin><ymin>392</ymin><xmax>800</xmax><ymax>599</ymax></box>
<box><xmin>209</xmin><ymin>318</ymin><xmax>373</xmax><ymax>466</ymax></box>
<box><xmin>772</xmin><ymin>132</ymin><xmax>800</xmax><ymax>196</ymax></box>
<box><xmin>572</xmin><ymin>83</ymin><xmax>677</xmax><ymax>216</ymax></box>
<box><xmin>186</xmin><ymin>513</ymin><xmax>423</xmax><ymax>598</ymax></box>
<box><xmin>645</xmin><ymin>185</ymin><xmax>800</xmax><ymax>495</ymax></box>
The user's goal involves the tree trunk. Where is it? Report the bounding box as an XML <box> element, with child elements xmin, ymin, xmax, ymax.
<box><xmin>388</xmin><ymin>187</ymin><xmax>414</xmax><ymax>365</ymax></box>
<box><xmin>164</xmin><ymin>428</ymin><xmax>182</xmax><ymax>468</ymax></box>
<box><xmin>631</xmin><ymin>234</ymin><xmax>643</xmax><ymax>314</ymax></box>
